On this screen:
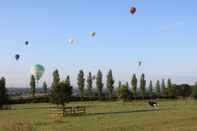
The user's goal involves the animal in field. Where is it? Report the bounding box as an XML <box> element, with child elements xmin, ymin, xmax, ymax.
<box><xmin>148</xmin><ymin>101</ymin><xmax>159</xmax><ymax>108</ymax></box>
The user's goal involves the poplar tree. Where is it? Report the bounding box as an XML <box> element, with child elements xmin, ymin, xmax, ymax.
<box><xmin>96</xmin><ymin>70</ymin><xmax>103</xmax><ymax>100</ymax></box>
<box><xmin>77</xmin><ymin>70</ymin><xmax>85</xmax><ymax>100</ymax></box>
<box><xmin>64</xmin><ymin>75</ymin><xmax>73</xmax><ymax>102</ymax></box>
<box><xmin>50</xmin><ymin>69</ymin><xmax>60</xmax><ymax>103</ymax></box>
<box><xmin>106</xmin><ymin>69</ymin><xmax>114</xmax><ymax>100</ymax></box>
<box><xmin>140</xmin><ymin>74</ymin><xmax>146</xmax><ymax>99</ymax></box>
<box><xmin>87</xmin><ymin>72</ymin><xmax>93</xmax><ymax>97</ymax></box>
<box><xmin>156</xmin><ymin>80</ymin><xmax>161</xmax><ymax>98</ymax></box>
<box><xmin>149</xmin><ymin>81</ymin><xmax>153</xmax><ymax>98</ymax></box>
<box><xmin>30</xmin><ymin>75</ymin><xmax>36</xmax><ymax>97</ymax></box>
<box><xmin>161</xmin><ymin>79</ymin><xmax>166</xmax><ymax>97</ymax></box>
<box><xmin>43</xmin><ymin>81</ymin><xmax>48</xmax><ymax>94</ymax></box>
<box><xmin>167</xmin><ymin>79</ymin><xmax>175</xmax><ymax>98</ymax></box>
<box><xmin>0</xmin><ymin>77</ymin><xmax>7</xmax><ymax>108</ymax></box>
<box><xmin>131</xmin><ymin>74</ymin><xmax>137</xmax><ymax>99</ymax></box>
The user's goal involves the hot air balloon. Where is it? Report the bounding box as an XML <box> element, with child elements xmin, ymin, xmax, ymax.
<box><xmin>90</xmin><ymin>32</ymin><xmax>96</xmax><ymax>37</ymax></box>
<box><xmin>67</xmin><ymin>37</ymin><xmax>75</xmax><ymax>44</ymax></box>
<box><xmin>25</xmin><ymin>41</ymin><xmax>29</xmax><ymax>46</ymax></box>
<box><xmin>129</xmin><ymin>7</ymin><xmax>136</xmax><ymax>15</ymax></box>
<box><xmin>31</xmin><ymin>64</ymin><xmax>45</xmax><ymax>82</ymax></box>
<box><xmin>15</xmin><ymin>54</ymin><xmax>20</xmax><ymax>60</ymax></box>
<box><xmin>138</xmin><ymin>61</ymin><xmax>142</xmax><ymax>66</ymax></box>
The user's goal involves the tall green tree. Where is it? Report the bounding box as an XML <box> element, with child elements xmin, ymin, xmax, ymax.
<box><xmin>96</xmin><ymin>70</ymin><xmax>103</xmax><ymax>100</ymax></box>
<box><xmin>65</xmin><ymin>75</ymin><xmax>71</xmax><ymax>87</ymax></box>
<box><xmin>53</xmin><ymin>82</ymin><xmax>69</xmax><ymax>108</ymax></box>
<box><xmin>77</xmin><ymin>70</ymin><xmax>85</xmax><ymax>100</ymax></box>
<box><xmin>64</xmin><ymin>76</ymin><xmax>73</xmax><ymax>103</ymax></box>
<box><xmin>149</xmin><ymin>80</ymin><xmax>153</xmax><ymax>98</ymax></box>
<box><xmin>117</xmin><ymin>84</ymin><xmax>130</xmax><ymax>101</ymax></box>
<box><xmin>0</xmin><ymin>77</ymin><xmax>7</xmax><ymax>108</ymax></box>
<box><xmin>86</xmin><ymin>72</ymin><xmax>93</xmax><ymax>97</ymax></box>
<box><xmin>50</xmin><ymin>71</ymin><xmax>72</xmax><ymax>109</ymax></box>
<box><xmin>106</xmin><ymin>69</ymin><xmax>115</xmax><ymax>100</ymax></box>
<box><xmin>192</xmin><ymin>82</ymin><xmax>197</xmax><ymax>99</ymax></box>
<box><xmin>166</xmin><ymin>79</ymin><xmax>172</xmax><ymax>97</ymax></box>
<box><xmin>167</xmin><ymin>79</ymin><xmax>175</xmax><ymax>98</ymax></box>
<box><xmin>52</xmin><ymin>69</ymin><xmax>60</xmax><ymax>87</ymax></box>
<box><xmin>30</xmin><ymin>75</ymin><xmax>36</xmax><ymax>97</ymax></box>
<box><xmin>161</xmin><ymin>79</ymin><xmax>166</xmax><ymax>97</ymax></box>
<box><xmin>175</xmin><ymin>84</ymin><xmax>192</xmax><ymax>98</ymax></box>
<box><xmin>156</xmin><ymin>80</ymin><xmax>161</xmax><ymax>97</ymax></box>
<box><xmin>131</xmin><ymin>74</ymin><xmax>137</xmax><ymax>99</ymax></box>
<box><xmin>140</xmin><ymin>74</ymin><xmax>146</xmax><ymax>99</ymax></box>
<box><xmin>42</xmin><ymin>81</ymin><xmax>48</xmax><ymax>94</ymax></box>
<box><xmin>50</xmin><ymin>69</ymin><xmax>60</xmax><ymax>103</ymax></box>
<box><xmin>126</xmin><ymin>82</ymin><xmax>129</xmax><ymax>88</ymax></box>
<box><xmin>117</xmin><ymin>81</ymin><xmax>122</xmax><ymax>96</ymax></box>
<box><xmin>118</xmin><ymin>81</ymin><xmax>122</xmax><ymax>88</ymax></box>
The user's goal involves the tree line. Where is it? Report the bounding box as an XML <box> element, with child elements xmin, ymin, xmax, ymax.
<box><xmin>39</xmin><ymin>69</ymin><xmax>197</xmax><ymax>105</ymax></box>
<box><xmin>1</xmin><ymin>69</ymin><xmax>197</xmax><ymax>108</ymax></box>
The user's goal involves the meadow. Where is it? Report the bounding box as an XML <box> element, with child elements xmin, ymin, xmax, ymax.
<box><xmin>0</xmin><ymin>100</ymin><xmax>197</xmax><ymax>131</ymax></box>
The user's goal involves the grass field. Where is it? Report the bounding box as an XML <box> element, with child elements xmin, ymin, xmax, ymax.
<box><xmin>0</xmin><ymin>100</ymin><xmax>197</xmax><ymax>131</ymax></box>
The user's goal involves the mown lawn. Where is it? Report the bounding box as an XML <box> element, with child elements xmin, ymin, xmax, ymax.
<box><xmin>0</xmin><ymin>100</ymin><xmax>197</xmax><ymax>131</ymax></box>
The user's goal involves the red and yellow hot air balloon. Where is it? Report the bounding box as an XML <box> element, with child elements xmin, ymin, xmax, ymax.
<box><xmin>129</xmin><ymin>7</ymin><xmax>136</xmax><ymax>15</ymax></box>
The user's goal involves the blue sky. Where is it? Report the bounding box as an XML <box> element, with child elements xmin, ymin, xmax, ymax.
<box><xmin>0</xmin><ymin>0</ymin><xmax>197</xmax><ymax>87</ymax></box>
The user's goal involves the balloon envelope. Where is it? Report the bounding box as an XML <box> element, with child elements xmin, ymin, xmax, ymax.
<box><xmin>15</xmin><ymin>54</ymin><xmax>20</xmax><ymax>60</ymax></box>
<box><xmin>90</xmin><ymin>32</ymin><xmax>96</xmax><ymax>37</ymax></box>
<box><xmin>25</xmin><ymin>41</ymin><xmax>29</xmax><ymax>45</ymax></box>
<box><xmin>138</xmin><ymin>61</ymin><xmax>142</xmax><ymax>66</ymax></box>
<box><xmin>129</xmin><ymin>7</ymin><xmax>136</xmax><ymax>15</ymax></box>
<box><xmin>31</xmin><ymin>64</ymin><xmax>45</xmax><ymax>81</ymax></box>
<box><xmin>67</xmin><ymin>37</ymin><xmax>75</xmax><ymax>44</ymax></box>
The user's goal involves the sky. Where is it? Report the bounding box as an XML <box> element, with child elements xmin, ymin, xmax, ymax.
<box><xmin>0</xmin><ymin>0</ymin><xmax>197</xmax><ymax>87</ymax></box>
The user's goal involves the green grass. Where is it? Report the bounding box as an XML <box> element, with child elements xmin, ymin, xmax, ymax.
<box><xmin>0</xmin><ymin>100</ymin><xmax>197</xmax><ymax>131</ymax></box>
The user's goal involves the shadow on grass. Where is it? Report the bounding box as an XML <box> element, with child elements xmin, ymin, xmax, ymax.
<box><xmin>87</xmin><ymin>108</ymin><xmax>171</xmax><ymax>116</ymax></box>
<box><xmin>12</xmin><ymin>106</ymin><xmax>56</xmax><ymax>110</ymax></box>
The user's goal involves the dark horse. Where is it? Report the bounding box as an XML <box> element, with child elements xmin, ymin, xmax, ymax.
<box><xmin>148</xmin><ymin>100</ymin><xmax>159</xmax><ymax>108</ymax></box>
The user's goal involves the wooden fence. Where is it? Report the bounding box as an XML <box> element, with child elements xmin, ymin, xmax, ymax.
<box><xmin>49</xmin><ymin>106</ymin><xmax>86</xmax><ymax>117</ymax></box>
